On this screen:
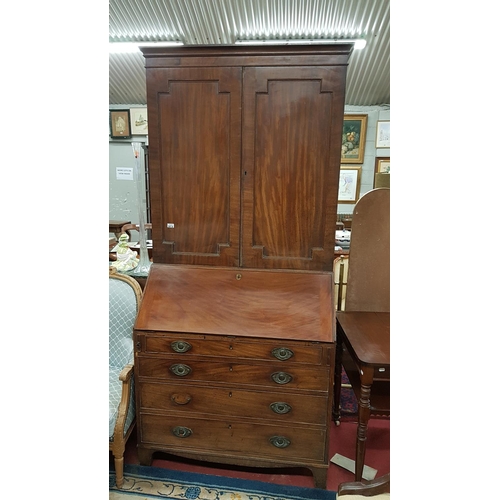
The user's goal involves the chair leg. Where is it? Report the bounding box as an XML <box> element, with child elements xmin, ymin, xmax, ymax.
<box><xmin>114</xmin><ymin>455</ymin><xmax>125</xmax><ymax>488</ymax></box>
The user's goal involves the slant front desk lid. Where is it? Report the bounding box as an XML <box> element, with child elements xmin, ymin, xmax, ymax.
<box><xmin>135</xmin><ymin>264</ymin><xmax>334</xmax><ymax>343</ymax></box>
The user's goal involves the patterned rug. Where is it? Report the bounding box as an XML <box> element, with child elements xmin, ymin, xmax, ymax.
<box><xmin>110</xmin><ymin>464</ymin><xmax>336</xmax><ymax>500</ymax></box>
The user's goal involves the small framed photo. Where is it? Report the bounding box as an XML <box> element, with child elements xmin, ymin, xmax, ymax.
<box><xmin>374</xmin><ymin>157</ymin><xmax>390</xmax><ymax>187</ymax></box>
<box><xmin>109</xmin><ymin>109</ymin><xmax>131</xmax><ymax>139</ymax></box>
<box><xmin>375</xmin><ymin>157</ymin><xmax>390</xmax><ymax>174</ymax></box>
<box><xmin>341</xmin><ymin>114</ymin><xmax>367</xmax><ymax>164</ymax></box>
<box><xmin>376</xmin><ymin>120</ymin><xmax>390</xmax><ymax>148</ymax></box>
<box><xmin>130</xmin><ymin>107</ymin><xmax>148</xmax><ymax>135</ymax></box>
<box><xmin>338</xmin><ymin>167</ymin><xmax>361</xmax><ymax>203</ymax></box>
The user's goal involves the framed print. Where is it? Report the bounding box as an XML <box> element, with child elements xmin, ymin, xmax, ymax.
<box><xmin>376</xmin><ymin>120</ymin><xmax>390</xmax><ymax>148</ymax></box>
<box><xmin>338</xmin><ymin>167</ymin><xmax>361</xmax><ymax>203</ymax></box>
<box><xmin>130</xmin><ymin>107</ymin><xmax>148</xmax><ymax>135</ymax></box>
<box><xmin>110</xmin><ymin>109</ymin><xmax>131</xmax><ymax>139</ymax></box>
<box><xmin>374</xmin><ymin>157</ymin><xmax>390</xmax><ymax>187</ymax></box>
<box><xmin>341</xmin><ymin>114</ymin><xmax>367</xmax><ymax>164</ymax></box>
<box><xmin>375</xmin><ymin>157</ymin><xmax>390</xmax><ymax>174</ymax></box>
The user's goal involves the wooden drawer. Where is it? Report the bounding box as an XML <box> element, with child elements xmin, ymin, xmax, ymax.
<box><xmin>136</xmin><ymin>333</ymin><xmax>325</xmax><ymax>365</ymax></box>
<box><xmin>137</xmin><ymin>357</ymin><xmax>330</xmax><ymax>391</ymax></box>
<box><xmin>140</xmin><ymin>413</ymin><xmax>327</xmax><ymax>462</ymax></box>
<box><xmin>139</xmin><ymin>381</ymin><xmax>329</xmax><ymax>425</ymax></box>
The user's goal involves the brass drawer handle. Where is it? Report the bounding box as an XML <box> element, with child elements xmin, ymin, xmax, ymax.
<box><xmin>270</xmin><ymin>402</ymin><xmax>292</xmax><ymax>414</ymax></box>
<box><xmin>170</xmin><ymin>363</ymin><xmax>192</xmax><ymax>377</ymax></box>
<box><xmin>172</xmin><ymin>426</ymin><xmax>192</xmax><ymax>438</ymax></box>
<box><xmin>272</xmin><ymin>347</ymin><xmax>294</xmax><ymax>361</ymax></box>
<box><xmin>269</xmin><ymin>435</ymin><xmax>290</xmax><ymax>448</ymax></box>
<box><xmin>171</xmin><ymin>393</ymin><xmax>192</xmax><ymax>405</ymax></box>
<box><xmin>271</xmin><ymin>371</ymin><xmax>293</xmax><ymax>385</ymax></box>
<box><xmin>171</xmin><ymin>341</ymin><xmax>192</xmax><ymax>353</ymax></box>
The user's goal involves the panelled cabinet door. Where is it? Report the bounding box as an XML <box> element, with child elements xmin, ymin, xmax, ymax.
<box><xmin>147</xmin><ymin>67</ymin><xmax>242</xmax><ymax>267</ymax></box>
<box><xmin>241</xmin><ymin>66</ymin><xmax>345</xmax><ymax>271</ymax></box>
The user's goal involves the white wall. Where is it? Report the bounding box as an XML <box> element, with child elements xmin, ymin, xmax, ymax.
<box><xmin>109</xmin><ymin>138</ymin><xmax>147</xmax><ymax>231</ymax></box>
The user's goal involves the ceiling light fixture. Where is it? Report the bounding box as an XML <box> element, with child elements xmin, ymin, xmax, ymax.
<box><xmin>109</xmin><ymin>41</ymin><xmax>184</xmax><ymax>54</ymax></box>
<box><xmin>235</xmin><ymin>38</ymin><xmax>367</xmax><ymax>50</ymax></box>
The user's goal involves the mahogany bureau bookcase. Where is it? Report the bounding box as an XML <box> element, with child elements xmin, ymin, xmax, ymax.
<box><xmin>134</xmin><ymin>44</ymin><xmax>353</xmax><ymax>488</ymax></box>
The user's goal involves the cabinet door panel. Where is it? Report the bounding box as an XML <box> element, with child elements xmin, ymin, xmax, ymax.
<box><xmin>146</xmin><ymin>67</ymin><xmax>242</xmax><ymax>266</ymax></box>
<box><xmin>242</xmin><ymin>66</ymin><xmax>346</xmax><ymax>271</ymax></box>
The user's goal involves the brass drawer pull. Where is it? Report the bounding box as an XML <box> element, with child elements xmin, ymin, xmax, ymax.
<box><xmin>269</xmin><ymin>436</ymin><xmax>290</xmax><ymax>448</ymax></box>
<box><xmin>270</xmin><ymin>402</ymin><xmax>292</xmax><ymax>414</ymax></box>
<box><xmin>172</xmin><ymin>426</ymin><xmax>192</xmax><ymax>438</ymax></box>
<box><xmin>271</xmin><ymin>371</ymin><xmax>293</xmax><ymax>385</ymax></box>
<box><xmin>170</xmin><ymin>363</ymin><xmax>192</xmax><ymax>377</ymax></box>
<box><xmin>272</xmin><ymin>347</ymin><xmax>294</xmax><ymax>361</ymax></box>
<box><xmin>171</xmin><ymin>393</ymin><xmax>192</xmax><ymax>405</ymax></box>
<box><xmin>171</xmin><ymin>341</ymin><xmax>192</xmax><ymax>353</ymax></box>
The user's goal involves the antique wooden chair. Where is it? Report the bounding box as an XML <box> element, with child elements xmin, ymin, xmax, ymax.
<box><xmin>334</xmin><ymin>254</ymin><xmax>349</xmax><ymax>311</ymax></box>
<box><xmin>119</xmin><ymin>222</ymin><xmax>153</xmax><ymax>240</ymax></box>
<box><xmin>332</xmin><ymin>188</ymin><xmax>390</xmax><ymax>480</ymax></box>
<box><xmin>109</xmin><ymin>267</ymin><xmax>143</xmax><ymax>488</ymax></box>
<box><xmin>338</xmin><ymin>473</ymin><xmax>390</xmax><ymax>498</ymax></box>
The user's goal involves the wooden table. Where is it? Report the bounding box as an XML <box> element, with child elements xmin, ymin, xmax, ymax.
<box><xmin>109</xmin><ymin>220</ymin><xmax>131</xmax><ymax>239</ymax></box>
<box><xmin>333</xmin><ymin>311</ymin><xmax>390</xmax><ymax>481</ymax></box>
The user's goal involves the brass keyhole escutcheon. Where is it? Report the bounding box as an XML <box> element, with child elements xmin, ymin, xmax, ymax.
<box><xmin>236</xmin><ymin>273</ymin><xmax>242</xmax><ymax>280</ymax></box>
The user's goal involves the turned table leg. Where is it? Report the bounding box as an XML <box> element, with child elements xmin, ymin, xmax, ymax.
<box><xmin>355</xmin><ymin>366</ymin><xmax>374</xmax><ymax>481</ymax></box>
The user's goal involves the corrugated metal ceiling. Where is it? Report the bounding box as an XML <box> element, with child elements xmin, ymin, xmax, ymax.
<box><xmin>109</xmin><ymin>0</ymin><xmax>390</xmax><ymax>106</ymax></box>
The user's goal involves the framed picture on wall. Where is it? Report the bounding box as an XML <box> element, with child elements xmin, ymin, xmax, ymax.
<box><xmin>374</xmin><ymin>157</ymin><xmax>390</xmax><ymax>187</ymax></box>
<box><xmin>375</xmin><ymin>157</ymin><xmax>390</xmax><ymax>173</ymax></box>
<box><xmin>341</xmin><ymin>114</ymin><xmax>367</xmax><ymax>164</ymax></box>
<box><xmin>376</xmin><ymin>120</ymin><xmax>390</xmax><ymax>148</ymax></box>
<box><xmin>110</xmin><ymin>109</ymin><xmax>131</xmax><ymax>139</ymax></box>
<box><xmin>338</xmin><ymin>167</ymin><xmax>361</xmax><ymax>203</ymax></box>
<box><xmin>130</xmin><ymin>107</ymin><xmax>148</xmax><ymax>135</ymax></box>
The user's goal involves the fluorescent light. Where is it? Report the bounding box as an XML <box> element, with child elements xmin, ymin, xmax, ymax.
<box><xmin>235</xmin><ymin>38</ymin><xmax>367</xmax><ymax>50</ymax></box>
<box><xmin>354</xmin><ymin>39</ymin><xmax>367</xmax><ymax>50</ymax></box>
<box><xmin>109</xmin><ymin>41</ymin><xmax>184</xmax><ymax>54</ymax></box>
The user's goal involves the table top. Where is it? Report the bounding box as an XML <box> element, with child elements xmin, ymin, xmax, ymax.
<box><xmin>109</xmin><ymin>219</ymin><xmax>131</xmax><ymax>227</ymax></box>
<box><xmin>336</xmin><ymin>311</ymin><xmax>390</xmax><ymax>367</ymax></box>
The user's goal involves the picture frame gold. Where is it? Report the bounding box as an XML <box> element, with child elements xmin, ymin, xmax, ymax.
<box><xmin>374</xmin><ymin>157</ymin><xmax>390</xmax><ymax>187</ymax></box>
<box><xmin>341</xmin><ymin>114</ymin><xmax>367</xmax><ymax>164</ymax></box>
<box><xmin>338</xmin><ymin>166</ymin><xmax>361</xmax><ymax>203</ymax></box>
<box><xmin>375</xmin><ymin>157</ymin><xmax>390</xmax><ymax>173</ymax></box>
<box><xmin>110</xmin><ymin>109</ymin><xmax>131</xmax><ymax>139</ymax></box>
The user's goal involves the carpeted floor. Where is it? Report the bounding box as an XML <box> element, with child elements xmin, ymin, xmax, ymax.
<box><xmin>339</xmin><ymin>367</ymin><xmax>358</xmax><ymax>418</ymax></box>
<box><xmin>110</xmin><ymin>464</ymin><xmax>336</xmax><ymax>499</ymax></box>
<box><xmin>114</xmin><ymin>417</ymin><xmax>389</xmax><ymax>492</ymax></box>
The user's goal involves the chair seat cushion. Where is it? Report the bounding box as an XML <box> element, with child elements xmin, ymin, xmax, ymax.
<box><xmin>109</xmin><ymin>367</ymin><xmax>135</xmax><ymax>439</ymax></box>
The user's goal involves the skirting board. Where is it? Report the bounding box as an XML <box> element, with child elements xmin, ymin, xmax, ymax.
<box><xmin>330</xmin><ymin>453</ymin><xmax>378</xmax><ymax>481</ymax></box>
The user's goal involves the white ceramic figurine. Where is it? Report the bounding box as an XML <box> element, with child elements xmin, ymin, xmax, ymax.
<box><xmin>111</xmin><ymin>233</ymin><xmax>139</xmax><ymax>271</ymax></box>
